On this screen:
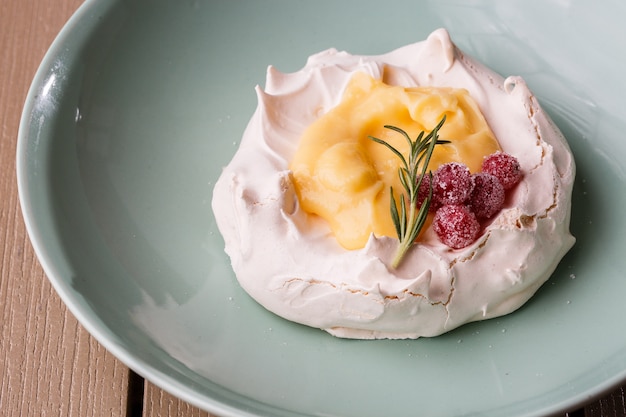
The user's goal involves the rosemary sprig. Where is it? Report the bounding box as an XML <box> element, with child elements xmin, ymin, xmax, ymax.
<box><xmin>368</xmin><ymin>115</ymin><xmax>449</xmax><ymax>268</ymax></box>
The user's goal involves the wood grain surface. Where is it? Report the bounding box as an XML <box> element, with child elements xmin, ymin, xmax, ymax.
<box><xmin>0</xmin><ymin>1</ymin><xmax>622</xmax><ymax>417</ymax></box>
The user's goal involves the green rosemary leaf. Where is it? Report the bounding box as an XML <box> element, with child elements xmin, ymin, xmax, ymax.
<box><xmin>389</xmin><ymin>188</ymin><xmax>401</xmax><ymax>238</ymax></box>
<box><xmin>400</xmin><ymin>194</ymin><xmax>407</xmax><ymax>237</ymax></box>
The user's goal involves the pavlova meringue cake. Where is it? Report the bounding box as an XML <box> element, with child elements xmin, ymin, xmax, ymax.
<box><xmin>212</xmin><ymin>28</ymin><xmax>575</xmax><ymax>339</ymax></box>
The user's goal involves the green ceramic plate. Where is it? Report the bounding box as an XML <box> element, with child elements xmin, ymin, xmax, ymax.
<box><xmin>17</xmin><ymin>1</ymin><xmax>626</xmax><ymax>416</ymax></box>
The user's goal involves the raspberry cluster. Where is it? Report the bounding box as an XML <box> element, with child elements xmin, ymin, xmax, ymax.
<box><xmin>424</xmin><ymin>152</ymin><xmax>522</xmax><ymax>249</ymax></box>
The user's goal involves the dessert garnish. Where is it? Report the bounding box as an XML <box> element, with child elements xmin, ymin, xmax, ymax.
<box><xmin>368</xmin><ymin>116</ymin><xmax>449</xmax><ymax>268</ymax></box>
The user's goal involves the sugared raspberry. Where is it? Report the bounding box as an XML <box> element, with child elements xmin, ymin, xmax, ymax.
<box><xmin>433</xmin><ymin>204</ymin><xmax>480</xmax><ymax>249</ymax></box>
<box><xmin>432</xmin><ymin>162</ymin><xmax>474</xmax><ymax>206</ymax></box>
<box><xmin>482</xmin><ymin>152</ymin><xmax>522</xmax><ymax>190</ymax></box>
<box><xmin>468</xmin><ymin>173</ymin><xmax>505</xmax><ymax>219</ymax></box>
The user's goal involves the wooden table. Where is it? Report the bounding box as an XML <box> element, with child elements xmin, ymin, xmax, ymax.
<box><xmin>0</xmin><ymin>1</ymin><xmax>624</xmax><ymax>416</ymax></box>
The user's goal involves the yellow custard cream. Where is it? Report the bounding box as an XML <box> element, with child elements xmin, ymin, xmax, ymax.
<box><xmin>212</xmin><ymin>29</ymin><xmax>575</xmax><ymax>339</ymax></box>
<box><xmin>290</xmin><ymin>74</ymin><xmax>500</xmax><ymax>249</ymax></box>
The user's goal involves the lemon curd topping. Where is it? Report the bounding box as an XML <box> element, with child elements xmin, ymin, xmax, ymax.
<box><xmin>289</xmin><ymin>72</ymin><xmax>500</xmax><ymax>250</ymax></box>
